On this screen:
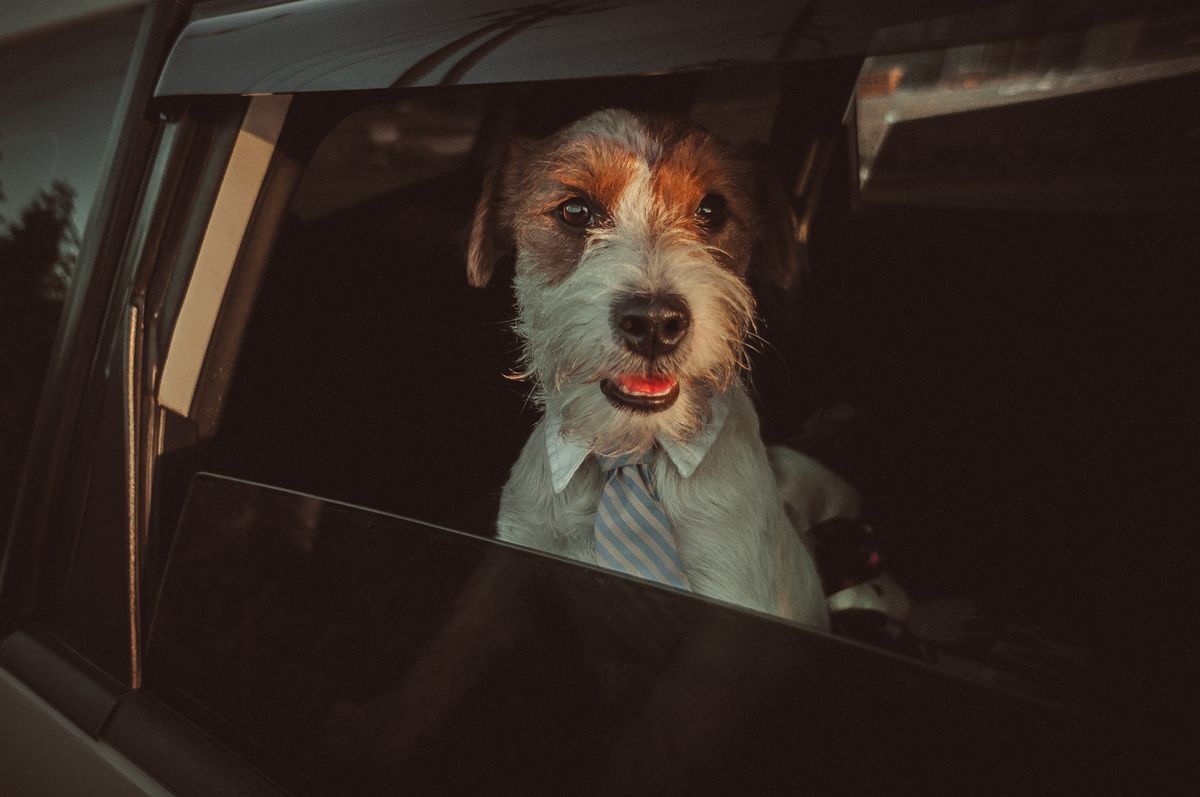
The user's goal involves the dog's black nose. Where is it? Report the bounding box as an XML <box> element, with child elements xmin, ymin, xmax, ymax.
<box><xmin>612</xmin><ymin>294</ymin><xmax>691</xmax><ymax>359</ymax></box>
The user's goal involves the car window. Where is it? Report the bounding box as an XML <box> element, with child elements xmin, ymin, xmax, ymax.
<box><xmin>138</xmin><ymin>7</ymin><xmax>1196</xmax><ymax>784</ymax></box>
<box><xmin>0</xmin><ymin>6</ymin><xmax>142</xmax><ymax>538</ymax></box>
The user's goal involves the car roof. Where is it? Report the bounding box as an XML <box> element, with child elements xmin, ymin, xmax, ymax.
<box><xmin>155</xmin><ymin>0</ymin><xmax>1167</xmax><ymax>97</ymax></box>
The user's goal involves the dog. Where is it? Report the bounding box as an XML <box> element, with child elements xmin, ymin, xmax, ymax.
<box><xmin>468</xmin><ymin>108</ymin><xmax>832</xmax><ymax>630</ymax></box>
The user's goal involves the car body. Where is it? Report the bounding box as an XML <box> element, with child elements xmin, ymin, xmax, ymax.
<box><xmin>3</xmin><ymin>0</ymin><xmax>1196</xmax><ymax>793</ymax></box>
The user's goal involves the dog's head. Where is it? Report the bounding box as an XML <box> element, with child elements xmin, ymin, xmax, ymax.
<box><xmin>468</xmin><ymin>108</ymin><xmax>799</xmax><ymax>455</ymax></box>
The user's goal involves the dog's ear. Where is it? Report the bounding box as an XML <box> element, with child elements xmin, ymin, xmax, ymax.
<box><xmin>467</xmin><ymin>164</ymin><xmax>504</xmax><ymax>288</ymax></box>
<box><xmin>752</xmin><ymin>166</ymin><xmax>805</xmax><ymax>291</ymax></box>
<box><xmin>467</xmin><ymin>140</ymin><xmax>524</xmax><ymax>288</ymax></box>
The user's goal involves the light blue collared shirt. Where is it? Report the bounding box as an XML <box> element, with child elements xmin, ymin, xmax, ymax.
<box><xmin>544</xmin><ymin>389</ymin><xmax>733</xmax><ymax>493</ymax></box>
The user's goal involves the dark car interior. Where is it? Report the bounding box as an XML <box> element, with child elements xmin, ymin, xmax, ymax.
<box><xmin>194</xmin><ymin>53</ymin><xmax>1198</xmax><ymax>728</ymax></box>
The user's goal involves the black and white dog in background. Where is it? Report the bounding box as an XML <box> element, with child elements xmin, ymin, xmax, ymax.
<box><xmin>467</xmin><ymin>108</ymin><xmax>886</xmax><ymax>629</ymax></box>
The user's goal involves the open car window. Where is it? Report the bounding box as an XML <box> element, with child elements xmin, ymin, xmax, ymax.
<box><xmin>195</xmin><ymin>71</ymin><xmax>811</xmax><ymax>537</ymax></box>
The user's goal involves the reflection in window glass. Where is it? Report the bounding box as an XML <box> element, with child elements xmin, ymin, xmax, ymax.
<box><xmin>0</xmin><ymin>8</ymin><xmax>140</xmax><ymax>530</ymax></box>
<box><xmin>855</xmin><ymin>8</ymin><xmax>1200</xmax><ymax>206</ymax></box>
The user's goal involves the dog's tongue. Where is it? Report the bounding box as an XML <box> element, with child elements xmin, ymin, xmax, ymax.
<box><xmin>616</xmin><ymin>373</ymin><xmax>677</xmax><ymax>396</ymax></box>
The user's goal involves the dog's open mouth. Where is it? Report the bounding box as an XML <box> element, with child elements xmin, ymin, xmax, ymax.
<box><xmin>601</xmin><ymin>373</ymin><xmax>680</xmax><ymax>413</ymax></box>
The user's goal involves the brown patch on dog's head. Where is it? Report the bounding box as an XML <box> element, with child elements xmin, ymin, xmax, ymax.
<box><xmin>507</xmin><ymin>134</ymin><xmax>645</xmax><ymax>285</ymax></box>
<box><xmin>467</xmin><ymin>130</ymin><xmax>645</xmax><ymax>288</ymax></box>
<box><xmin>467</xmin><ymin>109</ymin><xmax>799</xmax><ymax>289</ymax></box>
<box><xmin>647</xmin><ymin>121</ymin><xmax>760</xmax><ymax>279</ymax></box>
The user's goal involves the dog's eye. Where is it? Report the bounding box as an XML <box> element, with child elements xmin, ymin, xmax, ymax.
<box><xmin>558</xmin><ymin>198</ymin><xmax>593</xmax><ymax>229</ymax></box>
<box><xmin>696</xmin><ymin>193</ymin><xmax>728</xmax><ymax>231</ymax></box>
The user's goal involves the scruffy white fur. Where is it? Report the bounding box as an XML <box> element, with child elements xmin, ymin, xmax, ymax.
<box><xmin>469</xmin><ymin>109</ymin><xmax>832</xmax><ymax>629</ymax></box>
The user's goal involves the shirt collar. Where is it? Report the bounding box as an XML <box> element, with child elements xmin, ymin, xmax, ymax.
<box><xmin>545</xmin><ymin>388</ymin><xmax>733</xmax><ymax>494</ymax></box>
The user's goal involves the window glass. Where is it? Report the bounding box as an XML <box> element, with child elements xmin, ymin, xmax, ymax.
<box><xmin>0</xmin><ymin>7</ymin><xmax>142</xmax><ymax>532</ymax></box>
<box><xmin>144</xmin><ymin>473</ymin><xmax>1117</xmax><ymax>792</ymax></box>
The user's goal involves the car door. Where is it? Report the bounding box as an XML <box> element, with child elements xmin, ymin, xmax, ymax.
<box><xmin>3</xmin><ymin>0</ymin><xmax>1166</xmax><ymax>793</ymax></box>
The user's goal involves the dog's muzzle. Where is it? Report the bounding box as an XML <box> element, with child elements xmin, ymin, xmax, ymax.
<box><xmin>602</xmin><ymin>294</ymin><xmax>690</xmax><ymax>413</ymax></box>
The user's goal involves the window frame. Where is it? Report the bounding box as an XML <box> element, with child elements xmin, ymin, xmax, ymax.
<box><xmin>1</xmin><ymin>2</ymin><xmax>287</xmax><ymax>791</ymax></box>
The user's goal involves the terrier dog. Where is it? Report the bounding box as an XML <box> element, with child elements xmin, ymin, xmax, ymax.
<box><xmin>468</xmin><ymin>109</ymin><xmax>829</xmax><ymax>629</ymax></box>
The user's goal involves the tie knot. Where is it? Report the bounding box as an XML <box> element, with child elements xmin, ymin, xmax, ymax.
<box><xmin>595</xmin><ymin>447</ymin><xmax>654</xmax><ymax>472</ymax></box>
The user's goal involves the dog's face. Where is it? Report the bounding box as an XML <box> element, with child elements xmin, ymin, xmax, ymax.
<box><xmin>469</xmin><ymin>109</ymin><xmax>798</xmax><ymax>455</ymax></box>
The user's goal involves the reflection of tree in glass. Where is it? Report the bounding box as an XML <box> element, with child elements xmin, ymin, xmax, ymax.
<box><xmin>1</xmin><ymin>141</ymin><xmax>81</xmax><ymax>527</ymax></box>
<box><xmin>1</xmin><ymin>180</ymin><xmax>79</xmax><ymax>303</ymax></box>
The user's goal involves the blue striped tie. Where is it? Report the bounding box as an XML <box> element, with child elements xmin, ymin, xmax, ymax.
<box><xmin>593</xmin><ymin>449</ymin><xmax>691</xmax><ymax>590</ymax></box>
